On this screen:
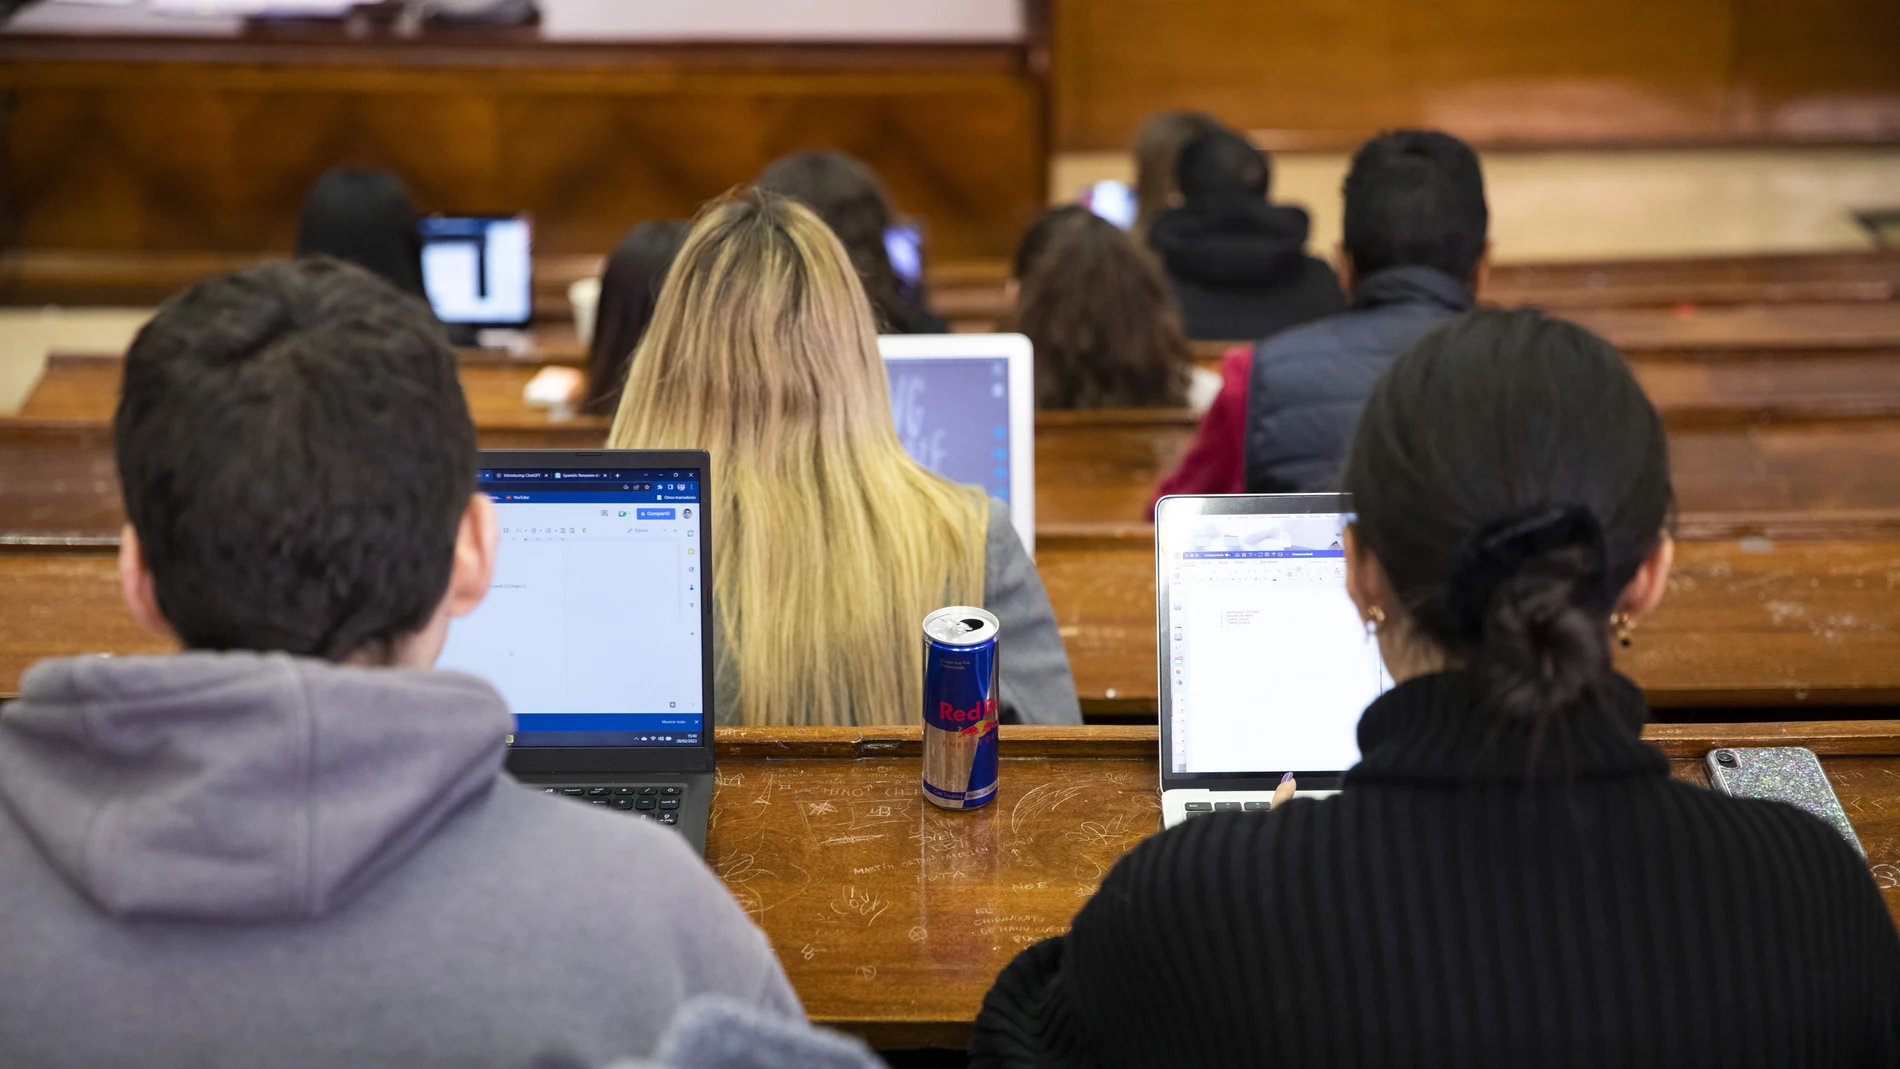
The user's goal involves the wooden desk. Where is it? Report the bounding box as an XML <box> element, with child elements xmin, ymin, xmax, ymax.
<box><xmin>1044</xmin><ymin>413</ymin><xmax>1900</xmax><ymax>527</ymax></box>
<box><xmin>31</xmin><ymin>348</ymin><xmax>1900</xmax><ymax>532</ymax></box>
<box><xmin>931</xmin><ymin>251</ymin><xmax>1900</xmax><ymax>337</ymax></box>
<box><xmin>8</xmin><ymin>532</ymin><xmax>1900</xmax><ymax>718</ymax></box>
<box><xmin>705</xmin><ymin>722</ymin><xmax>1896</xmax><ymax>1046</ymax></box>
<box><xmin>19</xmin><ymin>353</ymin><xmax>597</xmax><ymax>428</ymax></box>
<box><xmin>1036</xmin><ymin>532</ymin><xmax>1900</xmax><ymax>716</ymax></box>
<box><xmin>10</xmin><ymin>407</ymin><xmax>1900</xmax><ymax>540</ymax></box>
<box><xmin>1488</xmin><ymin>251</ymin><xmax>1900</xmax><ymax>311</ymax></box>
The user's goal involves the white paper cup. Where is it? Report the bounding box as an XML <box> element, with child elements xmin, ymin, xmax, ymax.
<box><xmin>568</xmin><ymin>277</ymin><xmax>601</xmax><ymax>347</ymax></box>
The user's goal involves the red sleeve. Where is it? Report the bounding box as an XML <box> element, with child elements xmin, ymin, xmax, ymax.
<box><xmin>1149</xmin><ymin>347</ymin><xmax>1252</xmax><ymax>518</ymax></box>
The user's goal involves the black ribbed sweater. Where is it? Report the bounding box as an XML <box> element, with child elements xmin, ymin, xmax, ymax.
<box><xmin>970</xmin><ymin>672</ymin><xmax>1900</xmax><ymax>1068</ymax></box>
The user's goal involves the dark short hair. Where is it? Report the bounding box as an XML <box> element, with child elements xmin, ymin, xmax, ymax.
<box><xmin>1340</xmin><ymin>308</ymin><xmax>1673</xmax><ymax>720</ymax></box>
<box><xmin>584</xmin><ymin>219</ymin><xmax>691</xmax><ymax>416</ymax></box>
<box><xmin>1175</xmin><ymin>129</ymin><xmax>1270</xmax><ymax>200</ymax></box>
<box><xmin>115</xmin><ymin>257</ymin><xmax>477</xmax><ymax>661</ymax></box>
<box><xmin>1341</xmin><ymin>130</ymin><xmax>1488</xmax><ymax>282</ymax></box>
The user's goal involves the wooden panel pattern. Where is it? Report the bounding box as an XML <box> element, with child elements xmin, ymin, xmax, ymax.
<box><xmin>0</xmin><ymin>38</ymin><xmax>1046</xmax><ymax>260</ymax></box>
<box><xmin>1050</xmin><ymin>0</ymin><xmax>1900</xmax><ymax>150</ymax></box>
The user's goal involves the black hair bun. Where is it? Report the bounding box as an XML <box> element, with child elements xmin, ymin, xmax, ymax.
<box><xmin>1446</xmin><ymin>505</ymin><xmax>1614</xmax><ymax>642</ymax></box>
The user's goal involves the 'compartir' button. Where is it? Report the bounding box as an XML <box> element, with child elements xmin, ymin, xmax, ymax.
<box><xmin>637</xmin><ymin>508</ymin><xmax>677</xmax><ymax>520</ymax></box>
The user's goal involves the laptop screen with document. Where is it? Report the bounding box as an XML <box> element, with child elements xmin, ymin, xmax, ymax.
<box><xmin>437</xmin><ymin>457</ymin><xmax>707</xmax><ymax>751</ymax></box>
<box><xmin>1157</xmin><ymin>494</ymin><xmax>1391</xmax><ymax>783</ymax></box>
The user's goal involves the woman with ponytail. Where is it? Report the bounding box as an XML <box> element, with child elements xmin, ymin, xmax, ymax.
<box><xmin>971</xmin><ymin>308</ymin><xmax>1900</xmax><ymax>1068</ymax></box>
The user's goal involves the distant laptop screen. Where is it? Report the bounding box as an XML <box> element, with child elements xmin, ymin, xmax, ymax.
<box><xmin>437</xmin><ymin>464</ymin><xmax>704</xmax><ymax>748</ymax></box>
<box><xmin>419</xmin><ymin>215</ymin><xmax>533</xmax><ymax>326</ymax></box>
<box><xmin>1159</xmin><ymin>500</ymin><xmax>1391</xmax><ymax>777</ymax></box>
<box><xmin>879</xmin><ymin>334</ymin><xmax>1036</xmax><ymax>553</ymax></box>
<box><xmin>885</xmin><ymin>356</ymin><xmax>1011</xmax><ymax>502</ymax></box>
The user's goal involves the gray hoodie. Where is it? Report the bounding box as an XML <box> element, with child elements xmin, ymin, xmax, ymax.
<box><xmin>0</xmin><ymin>652</ymin><xmax>800</xmax><ymax>1069</ymax></box>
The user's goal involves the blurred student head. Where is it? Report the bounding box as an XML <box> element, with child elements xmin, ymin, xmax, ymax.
<box><xmin>607</xmin><ymin>188</ymin><xmax>986</xmax><ymax>727</ymax></box>
<box><xmin>115</xmin><ymin>257</ymin><xmax>493</xmax><ymax>669</ymax></box>
<box><xmin>584</xmin><ymin>219</ymin><xmax>691</xmax><ymax>416</ymax></box>
<box><xmin>1340</xmin><ymin>130</ymin><xmax>1490</xmax><ymax>292</ymax></box>
<box><xmin>755</xmin><ymin>150</ymin><xmax>937</xmax><ymax>334</ymax></box>
<box><xmin>1131</xmin><ymin>110</ymin><xmax>1226</xmax><ymax>241</ymax></box>
<box><xmin>1176</xmin><ymin>128</ymin><xmax>1271</xmax><ymax>202</ymax></box>
<box><xmin>295</xmin><ymin>169</ymin><xmax>428</xmax><ymax>302</ymax></box>
<box><xmin>1341</xmin><ymin>308</ymin><xmax>1674</xmax><ymax>719</ymax></box>
<box><xmin>1007</xmin><ymin>205</ymin><xmax>1190</xmax><ymax>409</ymax></box>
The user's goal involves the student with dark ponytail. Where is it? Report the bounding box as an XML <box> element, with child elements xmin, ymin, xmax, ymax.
<box><xmin>971</xmin><ymin>308</ymin><xmax>1900</xmax><ymax>1069</ymax></box>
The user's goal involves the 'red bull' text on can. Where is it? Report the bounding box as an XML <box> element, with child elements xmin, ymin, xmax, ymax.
<box><xmin>921</xmin><ymin>606</ymin><xmax>1001</xmax><ymax>810</ymax></box>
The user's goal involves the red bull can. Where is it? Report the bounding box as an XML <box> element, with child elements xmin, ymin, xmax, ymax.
<box><xmin>921</xmin><ymin>606</ymin><xmax>1001</xmax><ymax>810</ymax></box>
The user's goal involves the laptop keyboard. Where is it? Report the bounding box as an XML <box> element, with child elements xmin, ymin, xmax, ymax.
<box><xmin>539</xmin><ymin>784</ymin><xmax>685</xmax><ymax>826</ymax></box>
<box><xmin>1182</xmin><ymin>800</ymin><xmax>1274</xmax><ymax>818</ymax></box>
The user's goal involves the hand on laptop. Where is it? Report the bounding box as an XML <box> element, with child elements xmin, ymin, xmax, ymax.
<box><xmin>1272</xmin><ymin>773</ymin><xmax>1297</xmax><ymax>808</ymax></box>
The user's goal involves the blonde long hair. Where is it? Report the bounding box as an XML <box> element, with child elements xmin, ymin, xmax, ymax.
<box><xmin>608</xmin><ymin>190</ymin><xmax>988</xmax><ymax>727</ymax></box>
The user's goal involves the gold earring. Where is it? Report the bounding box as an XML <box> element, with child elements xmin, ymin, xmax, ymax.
<box><xmin>1611</xmin><ymin>612</ymin><xmax>1636</xmax><ymax>648</ymax></box>
<box><xmin>1367</xmin><ymin>605</ymin><xmax>1386</xmax><ymax>635</ymax></box>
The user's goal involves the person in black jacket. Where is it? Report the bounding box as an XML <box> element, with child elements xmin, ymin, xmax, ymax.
<box><xmin>1244</xmin><ymin>129</ymin><xmax>1488</xmax><ymax>493</ymax></box>
<box><xmin>970</xmin><ymin>308</ymin><xmax>1900</xmax><ymax>1069</ymax></box>
<box><xmin>1147</xmin><ymin>128</ymin><xmax>1344</xmax><ymax>342</ymax></box>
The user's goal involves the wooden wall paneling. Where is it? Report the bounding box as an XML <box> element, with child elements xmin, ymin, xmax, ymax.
<box><xmin>1048</xmin><ymin>0</ymin><xmax>1900</xmax><ymax>150</ymax></box>
<box><xmin>1728</xmin><ymin>0</ymin><xmax>1900</xmax><ymax>139</ymax></box>
<box><xmin>0</xmin><ymin>40</ymin><xmax>1046</xmax><ymax>260</ymax></box>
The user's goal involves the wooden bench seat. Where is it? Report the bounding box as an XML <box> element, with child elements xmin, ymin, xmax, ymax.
<box><xmin>1034</xmin><ymin>532</ymin><xmax>1900</xmax><ymax>716</ymax></box>
<box><xmin>7</xmin><ymin>249</ymin><xmax>1895</xmax><ymax>318</ymax></box>
<box><xmin>13</xmin><ymin>412</ymin><xmax>1900</xmax><ymax>538</ymax></box>
<box><xmin>7</xmin><ymin>532</ymin><xmax>1900</xmax><ymax>716</ymax></box>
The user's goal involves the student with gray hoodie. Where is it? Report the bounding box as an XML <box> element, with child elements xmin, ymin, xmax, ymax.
<box><xmin>0</xmin><ymin>257</ymin><xmax>801</xmax><ymax>1069</ymax></box>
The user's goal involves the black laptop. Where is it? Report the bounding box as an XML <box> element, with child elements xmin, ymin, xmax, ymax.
<box><xmin>437</xmin><ymin>450</ymin><xmax>715</xmax><ymax>853</ymax></box>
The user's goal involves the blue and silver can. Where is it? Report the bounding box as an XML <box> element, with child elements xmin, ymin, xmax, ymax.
<box><xmin>920</xmin><ymin>606</ymin><xmax>1001</xmax><ymax>810</ymax></box>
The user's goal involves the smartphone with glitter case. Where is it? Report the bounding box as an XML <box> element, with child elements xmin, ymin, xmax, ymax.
<box><xmin>1707</xmin><ymin>746</ymin><xmax>1864</xmax><ymax>858</ymax></box>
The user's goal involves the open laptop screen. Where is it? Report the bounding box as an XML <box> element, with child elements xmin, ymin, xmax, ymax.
<box><xmin>885</xmin><ymin>355</ymin><xmax>1010</xmax><ymax>501</ymax></box>
<box><xmin>1158</xmin><ymin>496</ymin><xmax>1391</xmax><ymax>778</ymax></box>
<box><xmin>879</xmin><ymin>334</ymin><xmax>1036</xmax><ymax>553</ymax></box>
<box><xmin>437</xmin><ymin>464</ymin><xmax>704</xmax><ymax>749</ymax></box>
<box><xmin>419</xmin><ymin>215</ymin><xmax>533</xmax><ymax>327</ymax></box>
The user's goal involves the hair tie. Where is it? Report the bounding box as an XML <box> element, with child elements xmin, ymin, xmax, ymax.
<box><xmin>1446</xmin><ymin>505</ymin><xmax>1612</xmax><ymax>642</ymax></box>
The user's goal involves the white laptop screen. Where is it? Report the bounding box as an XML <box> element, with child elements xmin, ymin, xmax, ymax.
<box><xmin>1161</xmin><ymin>503</ymin><xmax>1391</xmax><ymax>776</ymax></box>
<box><xmin>437</xmin><ymin>464</ymin><xmax>704</xmax><ymax>749</ymax></box>
<box><xmin>419</xmin><ymin>215</ymin><xmax>533</xmax><ymax>326</ymax></box>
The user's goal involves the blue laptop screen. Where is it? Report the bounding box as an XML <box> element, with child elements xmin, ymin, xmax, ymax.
<box><xmin>437</xmin><ymin>467</ymin><xmax>704</xmax><ymax>748</ymax></box>
<box><xmin>886</xmin><ymin>356</ymin><xmax>1012</xmax><ymax>503</ymax></box>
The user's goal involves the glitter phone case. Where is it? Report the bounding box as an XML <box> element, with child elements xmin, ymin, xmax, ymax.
<box><xmin>1706</xmin><ymin>746</ymin><xmax>1865</xmax><ymax>858</ymax></box>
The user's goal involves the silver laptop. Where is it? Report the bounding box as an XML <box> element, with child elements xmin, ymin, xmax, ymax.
<box><xmin>1156</xmin><ymin>494</ymin><xmax>1392</xmax><ymax>827</ymax></box>
<box><xmin>436</xmin><ymin>449</ymin><xmax>716</xmax><ymax>853</ymax></box>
